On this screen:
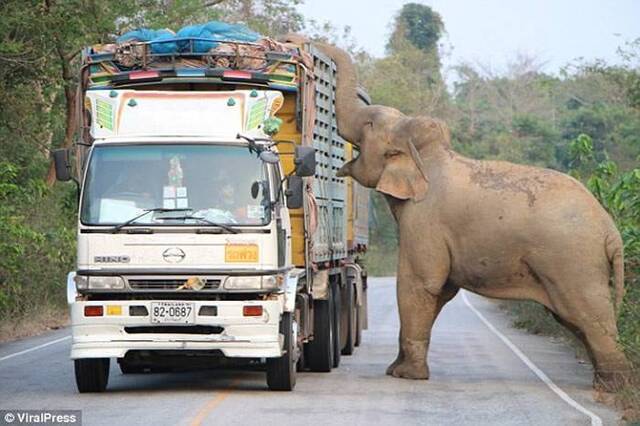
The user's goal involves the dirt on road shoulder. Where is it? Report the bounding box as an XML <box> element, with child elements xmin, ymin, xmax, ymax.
<box><xmin>0</xmin><ymin>307</ymin><xmax>68</xmax><ymax>343</ymax></box>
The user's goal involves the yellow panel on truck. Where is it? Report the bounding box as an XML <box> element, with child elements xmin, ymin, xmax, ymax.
<box><xmin>275</xmin><ymin>44</ymin><xmax>369</xmax><ymax>268</ymax></box>
<box><xmin>275</xmin><ymin>93</ymin><xmax>305</xmax><ymax>266</ymax></box>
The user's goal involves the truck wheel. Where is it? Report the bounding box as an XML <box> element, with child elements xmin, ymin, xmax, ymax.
<box><xmin>341</xmin><ymin>283</ymin><xmax>356</xmax><ymax>355</ymax></box>
<box><xmin>74</xmin><ymin>358</ymin><xmax>110</xmax><ymax>393</ymax></box>
<box><xmin>306</xmin><ymin>294</ymin><xmax>334</xmax><ymax>372</ymax></box>
<box><xmin>332</xmin><ymin>282</ymin><xmax>341</xmax><ymax>368</ymax></box>
<box><xmin>267</xmin><ymin>312</ymin><xmax>297</xmax><ymax>391</ymax></box>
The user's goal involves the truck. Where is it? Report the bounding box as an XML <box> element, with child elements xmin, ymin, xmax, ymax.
<box><xmin>53</xmin><ymin>24</ymin><xmax>370</xmax><ymax>392</ymax></box>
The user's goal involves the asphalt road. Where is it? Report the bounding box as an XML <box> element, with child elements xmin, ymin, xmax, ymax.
<box><xmin>0</xmin><ymin>277</ymin><xmax>619</xmax><ymax>425</ymax></box>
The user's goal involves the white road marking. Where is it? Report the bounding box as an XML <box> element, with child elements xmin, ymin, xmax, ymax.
<box><xmin>461</xmin><ymin>292</ymin><xmax>603</xmax><ymax>426</ymax></box>
<box><xmin>0</xmin><ymin>335</ymin><xmax>71</xmax><ymax>362</ymax></box>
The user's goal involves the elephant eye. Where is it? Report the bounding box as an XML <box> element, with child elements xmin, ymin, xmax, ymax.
<box><xmin>384</xmin><ymin>149</ymin><xmax>402</xmax><ymax>158</ymax></box>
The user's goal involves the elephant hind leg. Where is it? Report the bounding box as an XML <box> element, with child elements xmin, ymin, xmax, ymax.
<box><xmin>540</xmin><ymin>270</ymin><xmax>630</xmax><ymax>391</ymax></box>
<box><xmin>563</xmin><ymin>315</ymin><xmax>629</xmax><ymax>391</ymax></box>
<box><xmin>549</xmin><ymin>311</ymin><xmax>598</xmax><ymax>370</ymax></box>
<box><xmin>576</xmin><ymin>323</ymin><xmax>629</xmax><ymax>392</ymax></box>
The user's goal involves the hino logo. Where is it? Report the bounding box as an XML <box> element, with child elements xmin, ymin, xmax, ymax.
<box><xmin>163</xmin><ymin>247</ymin><xmax>186</xmax><ymax>263</ymax></box>
<box><xmin>94</xmin><ymin>255</ymin><xmax>130</xmax><ymax>263</ymax></box>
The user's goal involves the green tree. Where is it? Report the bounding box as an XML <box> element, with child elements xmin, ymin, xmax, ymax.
<box><xmin>212</xmin><ymin>0</ymin><xmax>304</xmax><ymax>36</ymax></box>
<box><xmin>360</xmin><ymin>4</ymin><xmax>448</xmax><ymax>117</ymax></box>
<box><xmin>387</xmin><ymin>2</ymin><xmax>444</xmax><ymax>54</ymax></box>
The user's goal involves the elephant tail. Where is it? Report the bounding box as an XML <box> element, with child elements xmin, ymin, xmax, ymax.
<box><xmin>605</xmin><ymin>232</ymin><xmax>625</xmax><ymax>314</ymax></box>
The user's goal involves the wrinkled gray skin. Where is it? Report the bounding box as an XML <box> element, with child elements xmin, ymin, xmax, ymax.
<box><xmin>311</xmin><ymin>41</ymin><xmax>630</xmax><ymax>390</ymax></box>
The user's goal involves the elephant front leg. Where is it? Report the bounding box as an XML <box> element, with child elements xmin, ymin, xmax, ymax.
<box><xmin>387</xmin><ymin>276</ymin><xmax>447</xmax><ymax>380</ymax></box>
<box><xmin>385</xmin><ymin>327</ymin><xmax>405</xmax><ymax>375</ymax></box>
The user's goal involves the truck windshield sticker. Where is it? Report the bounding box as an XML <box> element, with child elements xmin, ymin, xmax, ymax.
<box><xmin>247</xmin><ymin>204</ymin><xmax>265</xmax><ymax>219</ymax></box>
<box><xmin>95</xmin><ymin>98</ymin><xmax>114</xmax><ymax>130</ymax></box>
<box><xmin>163</xmin><ymin>185</ymin><xmax>188</xmax><ymax>209</ymax></box>
<box><xmin>100</xmin><ymin>199</ymin><xmax>142</xmax><ymax>222</ymax></box>
<box><xmin>176</xmin><ymin>197</ymin><xmax>189</xmax><ymax>208</ymax></box>
<box><xmin>168</xmin><ymin>156</ymin><xmax>184</xmax><ymax>187</ymax></box>
<box><xmin>163</xmin><ymin>186</ymin><xmax>176</xmax><ymax>198</ymax></box>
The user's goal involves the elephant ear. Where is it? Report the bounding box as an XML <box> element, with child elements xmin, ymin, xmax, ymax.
<box><xmin>376</xmin><ymin>140</ymin><xmax>429</xmax><ymax>202</ymax></box>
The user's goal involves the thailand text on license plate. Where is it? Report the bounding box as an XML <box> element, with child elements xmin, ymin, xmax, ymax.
<box><xmin>151</xmin><ymin>302</ymin><xmax>195</xmax><ymax>324</ymax></box>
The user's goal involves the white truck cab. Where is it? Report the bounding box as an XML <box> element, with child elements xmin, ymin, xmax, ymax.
<box><xmin>54</xmin><ymin>35</ymin><xmax>369</xmax><ymax>393</ymax></box>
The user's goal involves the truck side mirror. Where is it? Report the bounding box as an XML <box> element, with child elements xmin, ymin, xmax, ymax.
<box><xmin>53</xmin><ymin>148</ymin><xmax>72</xmax><ymax>182</ymax></box>
<box><xmin>294</xmin><ymin>146</ymin><xmax>316</xmax><ymax>177</ymax></box>
<box><xmin>285</xmin><ymin>175</ymin><xmax>304</xmax><ymax>209</ymax></box>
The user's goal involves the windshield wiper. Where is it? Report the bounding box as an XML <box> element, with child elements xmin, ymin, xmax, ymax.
<box><xmin>110</xmin><ymin>208</ymin><xmax>191</xmax><ymax>233</ymax></box>
<box><xmin>160</xmin><ymin>214</ymin><xmax>239</xmax><ymax>234</ymax></box>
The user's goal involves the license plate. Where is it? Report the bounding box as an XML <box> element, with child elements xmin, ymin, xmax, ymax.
<box><xmin>225</xmin><ymin>244</ymin><xmax>259</xmax><ymax>263</ymax></box>
<box><xmin>151</xmin><ymin>302</ymin><xmax>195</xmax><ymax>324</ymax></box>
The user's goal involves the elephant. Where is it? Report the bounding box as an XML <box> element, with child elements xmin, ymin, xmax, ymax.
<box><xmin>315</xmin><ymin>42</ymin><xmax>630</xmax><ymax>390</ymax></box>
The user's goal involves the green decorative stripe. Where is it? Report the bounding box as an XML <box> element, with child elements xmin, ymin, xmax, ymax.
<box><xmin>268</xmin><ymin>74</ymin><xmax>295</xmax><ymax>83</ymax></box>
<box><xmin>95</xmin><ymin>98</ymin><xmax>114</xmax><ymax>130</ymax></box>
<box><xmin>247</xmin><ymin>98</ymin><xmax>267</xmax><ymax>130</ymax></box>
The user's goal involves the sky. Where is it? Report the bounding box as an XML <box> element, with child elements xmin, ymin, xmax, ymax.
<box><xmin>299</xmin><ymin>0</ymin><xmax>640</xmax><ymax>76</ymax></box>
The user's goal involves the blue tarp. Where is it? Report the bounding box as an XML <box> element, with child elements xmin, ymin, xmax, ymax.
<box><xmin>116</xmin><ymin>28</ymin><xmax>177</xmax><ymax>54</ymax></box>
<box><xmin>117</xmin><ymin>21</ymin><xmax>261</xmax><ymax>54</ymax></box>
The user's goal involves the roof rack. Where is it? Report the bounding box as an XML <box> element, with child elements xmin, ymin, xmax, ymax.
<box><xmin>82</xmin><ymin>37</ymin><xmax>305</xmax><ymax>92</ymax></box>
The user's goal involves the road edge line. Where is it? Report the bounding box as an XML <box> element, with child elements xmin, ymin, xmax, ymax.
<box><xmin>0</xmin><ymin>335</ymin><xmax>71</xmax><ymax>362</ymax></box>
<box><xmin>461</xmin><ymin>291</ymin><xmax>603</xmax><ymax>426</ymax></box>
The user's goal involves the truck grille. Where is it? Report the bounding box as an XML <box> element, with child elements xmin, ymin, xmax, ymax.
<box><xmin>128</xmin><ymin>279</ymin><xmax>222</xmax><ymax>291</ymax></box>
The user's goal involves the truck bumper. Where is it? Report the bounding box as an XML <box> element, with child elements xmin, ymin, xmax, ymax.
<box><xmin>69</xmin><ymin>300</ymin><xmax>283</xmax><ymax>359</ymax></box>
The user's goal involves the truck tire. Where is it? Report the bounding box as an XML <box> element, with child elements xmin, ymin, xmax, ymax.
<box><xmin>266</xmin><ymin>312</ymin><xmax>297</xmax><ymax>391</ymax></box>
<box><xmin>332</xmin><ymin>281</ymin><xmax>341</xmax><ymax>368</ymax></box>
<box><xmin>341</xmin><ymin>283</ymin><xmax>356</xmax><ymax>356</ymax></box>
<box><xmin>75</xmin><ymin>358</ymin><xmax>110</xmax><ymax>393</ymax></box>
<box><xmin>306</xmin><ymin>295</ymin><xmax>334</xmax><ymax>372</ymax></box>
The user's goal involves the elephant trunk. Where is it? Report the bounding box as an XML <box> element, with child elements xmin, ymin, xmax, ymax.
<box><xmin>315</xmin><ymin>43</ymin><xmax>366</xmax><ymax>144</ymax></box>
<box><xmin>336</xmin><ymin>160</ymin><xmax>354</xmax><ymax>177</ymax></box>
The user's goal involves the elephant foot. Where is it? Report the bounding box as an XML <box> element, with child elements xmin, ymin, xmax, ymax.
<box><xmin>387</xmin><ymin>337</ymin><xmax>429</xmax><ymax>380</ymax></box>
<box><xmin>594</xmin><ymin>369</ymin><xmax>632</xmax><ymax>393</ymax></box>
<box><xmin>385</xmin><ymin>354</ymin><xmax>404</xmax><ymax>376</ymax></box>
<box><xmin>388</xmin><ymin>360</ymin><xmax>429</xmax><ymax>380</ymax></box>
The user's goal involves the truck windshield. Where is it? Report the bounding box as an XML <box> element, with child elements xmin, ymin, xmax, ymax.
<box><xmin>81</xmin><ymin>144</ymin><xmax>271</xmax><ymax>227</ymax></box>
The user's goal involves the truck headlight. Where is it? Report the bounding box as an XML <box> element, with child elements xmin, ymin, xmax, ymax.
<box><xmin>224</xmin><ymin>276</ymin><xmax>262</xmax><ymax>290</ymax></box>
<box><xmin>223</xmin><ymin>275</ymin><xmax>284</xmax><ymax>290</ymax></box>
<box><xmin>74</xmin><ymin>275</ymin><xmax>125</xmax><ymax>290</ymax></box>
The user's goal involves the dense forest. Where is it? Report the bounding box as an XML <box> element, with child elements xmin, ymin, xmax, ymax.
<box><xmin>1</xmin><ymin>0</ymin><xmax>638</xmax><ymax>415</ymax></box>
